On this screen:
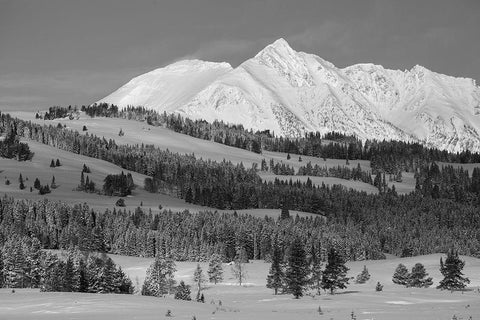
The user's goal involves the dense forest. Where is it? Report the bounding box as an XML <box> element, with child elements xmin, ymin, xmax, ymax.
<box><xmin>1</xmin><ymin>109</ymin><xmax>480</xmax><ymax>262</ymax></box>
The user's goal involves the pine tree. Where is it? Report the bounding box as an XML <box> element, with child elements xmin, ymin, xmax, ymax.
<box><xmin>63</xmin><ymin>256</ymin><xmax>75</xmax><ymax>292</ymax></box>
<box><xmin>266</xmin><ymin>240</ymin><xmax>284</xmax><ymax>295</ymax></box>
<box><xmin>285</xmin><ymin>238</ymin><xmax>309</xmax><ymax>298</ymax></box>
<box><xmin>18</xmin><ymin>174</ymin><xmax>25</xmax><ymax>190</ymax></box>
<box><xmin>193</xmin><ymin>263</ymin><xmax>206</xmax><ymax>301</ymax></box>
<box><xmin>375</xmin><ymin>281</ymin><xmax>384</xmax><ymax>291</ymax></box>
<box><xmin>26</xmin><ymin>237</ymin><xmax>42</xmax><ymax>288</ymax></box>
<box><xmin>437</xmin><ymin>250</ymin><xmax>470</xmax><ymax>291</ymax></box>
<box><xmin>407</xmin><ymin>263</ymin><xmax>433</xmax><ymax>288</ymax></box>
<box><xmin>174</xmin><ymin>280</ymin><xmax>192</xmax><ymax>300</ymax></box>
<box><xmin>50</xmin><ymin>175</ymin><xmax>57</xmax><ymax>189</ymax></box>
<box><xmin>392</xmin><ymin>263</ymin><xmax>410</xmax><ymax>285</ymax></box>
<box><xmin>41</xmin><ymin>252</ymin><xmax>64</xmax><ymax>292</ymax></box>
<box><xmin>309</xmin><ymin>244</ymin><xmax>323</xmax><ymax>295</ymax></box>
<box><xmin>34</xmin><ymin>178</ymin><xmax>41</xmax><ymax>190</ymax></box>
<box><xmin>55</xmin><ymin>159</ymin><xmax>61</xmax><ymax>167</ymax></box>
<box><xmin>321</xmin><ymin>247</ymin><xmax>349</xmax><ymax>294</ymax></box>
<box><xmin>207</xmin><ymin>254</ymin><xmax>223</xmax><ymax>284</ymax></box>
<box><xmin>355</xmin><ymin>265</ymin><xmax>371</xmax><ymax>284</ymax></box>
<box><xmin>142</xmin><ymin>255</ymin><xmax>177</xmax><ymax>297</ymax></box>
<box><xmin>280</xmin><ymin>200</ymin><xmax>290</xmax><ymax>220</ymax></box>
<box><xmin>50</xmin><ymin>159</ymin><xmax>55</xmax><ymax>168</ymax></box>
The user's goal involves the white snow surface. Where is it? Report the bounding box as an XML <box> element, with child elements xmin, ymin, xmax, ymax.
<box><xmin>98</xmin><ymin>38</ymin><xmax>480</xmax><ymax>152</ymax></box>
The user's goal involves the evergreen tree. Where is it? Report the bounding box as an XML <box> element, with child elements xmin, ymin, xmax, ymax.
<box><xmin>18</xmin><ymin>174</ymin><xmax>25</xmax><ymax>190</ymax></box>
<box><xmin>25</xmin><ymin>237</ymin><xmax>42</xmax><ymax>288</ymax></box>
<box><xmin>41</xmin><ymin>252</ymin><xmax>64</xmax><ymax>292</ymax></box>
<box><xmin>407</xmin><ymin>263</ymin><xmax>433</xmax><ymax>288</ymax></box>
<box><xmin>207</xmin><ymin>254</ymin><xmax>223</xmax><ymax>284</ymax></box>
<box><xmin>266</xmin><ymin>240</ymin><xmax>284</xmax><ymax>295</ymax></box>
<box><xmin>193</xmin><ymin>264</ymin><xmax>206</xmax><ymax>301</ymax></box>
<box><xmin>355</xmin><ymin>265</ymin><xmax>371</xmax><ymax>284</ymax></box>
<box><xmin>142</xmin><ymin>255</ymin><xmax>177</xmax><ymax>297</ymax></box>
<box><xmin>174</xmin><ymin>280</ymin><xmax>192</xmax><ymax>300</ymax></box>
<box><xmin>63</xmin><ymin>256</ymin><xmax>75</xmax><ymax>292</ymax></box>
<box><xmin>50</xmin><ymin>175</ymin><xmax>57</xmax><ymax>189</ymax></box>
<box><xmin>321</xmin><ymin>248</ymin><xmax>349</xmax><ymax>294</ymax></box>
<box><xmin>34</xmin><ymin>178</ymin><xmax>41</xmax><ymax>190</ymax></box>
<box><xmin>392</xmin><ymin>263</ymin><xmax>410</xmax><ymax>285</ymax></box>
<box><xmin>50</xmin><ymin>159</ymin><xmax>55</xmax><ymax>167</ymax></box>
<box><xmin>285</xmin><ymin>238</ymin><xmax>309</xmax><ymax>298</ymax></box>
<box><xmin>280</xmin><ymin>200</ymin><xmax>290</xmax><ymax>220</ymax></box>
<box><xmin>309</xmin><ymin>244</ymin><xmax>323</xmax><ymax>295</ymax></box>
<box><xmin>55</xmin><ymin>159</ymin><xmax>61</xmax><ymax>167</ymax></box>
<box><xmin>437</xmin><ymin>250</ymin><xmax>470</xmax><ymax>291</ymax></box>
<box><xmin>375</xmin><ymin>281</ymin><xmax>384</xmax><ymax>291</ymax></box>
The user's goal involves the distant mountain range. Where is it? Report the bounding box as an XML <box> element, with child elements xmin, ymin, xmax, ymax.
<box><xmin>98</xmin><ymin>38</ymin><xmax>480</xmax><ymax>152</ymax></box>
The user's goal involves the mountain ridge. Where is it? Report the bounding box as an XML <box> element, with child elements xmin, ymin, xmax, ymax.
<box><xmin>98</xmin><ymin>38</ymin><xmax>480</xmax><ymax>152</ymax></box>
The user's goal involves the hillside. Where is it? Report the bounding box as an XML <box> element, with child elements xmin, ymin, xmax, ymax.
<box><xmin>98</xmin><ymin>38</ymin><xmax>480</xmax><ymax>153</ymax></box>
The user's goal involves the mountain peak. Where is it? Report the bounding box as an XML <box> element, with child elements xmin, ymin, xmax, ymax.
<box><xmin>255</xmin><ymin>38</ymin><xmax>296</xmax><ymax>59</ymax></box>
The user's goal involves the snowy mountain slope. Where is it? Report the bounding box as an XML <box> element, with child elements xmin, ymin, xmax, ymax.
<box><xmin>99</xmin><ymin>60</ymin><xmax>232</xmax><ymax>113</ymax></box>
<box><xmin>97</xmin><ymin>39</ymin><xmax>480</xmax><ymax>152</ymax></box>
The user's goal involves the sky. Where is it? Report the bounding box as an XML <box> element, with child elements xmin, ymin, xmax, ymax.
<box><xmin>1</xmin><ymin>0</ymin><xmax>479</xmax><ymax>111</ymax></box>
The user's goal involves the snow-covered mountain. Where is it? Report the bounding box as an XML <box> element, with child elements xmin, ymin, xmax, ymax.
<box><xmin>98</xmin><ymin>38</ymin><xmax>480</xmax><ymax>152</ymax></box>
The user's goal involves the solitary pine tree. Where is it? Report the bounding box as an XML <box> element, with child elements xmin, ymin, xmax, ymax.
<box><xmin>355</xmin><ymin>265</ymin><xmax>371</xmax><ymax>284</ymax></box>
<box><xmin>437</xmin><ymin>250</ymin><xmax>470</xmax><ymax>291</ymax></box>
<box><xmin>207</xmin><ymin>254</ymin><xmax>223</xmax><ymax>284</ymax></box>
<box><xmin>321</xmin><ymin>248</ymin><xmax>349</xmax><ymax>294</ymax></box>
<box><xmin>392</xmin><ymin>263</ymin><xmax>410</xmax><ymax>285</ymax></box>
<box><xmin>285</xmin><ymin>238</ymin><xmax>309</xmax><ymax>298</ymax></box>
<box><xmin>18</xmin><ymin>174</ymin><xmax>25</xmax><ymax>190</ymax></box>
<box><xmin>266</xmin><ymin>240</ymin><xmax>284</xmax><ymax>295</ymax></box>
<box><xmin>174</xmin><ymin>280</ymin><xmax>191</xmax><ymax>300</ymax></box>
<box><xmin>34</xmin><ymin>178</ymin><xmax>41</xmax><ymax>190</ymax></box>
<box><xmin>407</xmin><ymin>263</ymin><xmax>433</xmax><ymax>288</ymax></box>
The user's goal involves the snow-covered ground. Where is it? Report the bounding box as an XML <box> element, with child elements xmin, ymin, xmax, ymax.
<box><xmin>2</xmin><ymin>253</ymin><xmax>479</xmax><ymax>319</ymax></box>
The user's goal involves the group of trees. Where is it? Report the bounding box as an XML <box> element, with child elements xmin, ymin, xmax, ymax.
<box><xmin>78</xmin><ymin>171</ymin><xmax>96</xmax><ymax>193</ymax></box>
<box><xmin>0</xmin><ymin>129</ymin><xmax>33</xmax><ymax>161</ymax></box>
<box><xmin>392</xmin><ymin>250</ymin><xmax>470</xmax><ymax>290</ymax></box>
<box><xmin>415</xmin><ymin>162</ymin><xmax>480</xmax><ymax>204</ymax></box>
<box><xmin>267</xmin><ymin>240</ymin><xmax>350</xmax><ymax>298</ymax></box>
<box><xmin>103</xmin><ymin>172</ymin><xmax>135</xmax><ymax>197</ymax></box>
<box><xmin>142</xmin><ymin>254</ymin><xmax>223</xmax><ymax>301</ymax></box>
<box><xmin>0</xmin><ymin>235</ymin><xmax>133</xmax><ymax>293</ymax></box>
<box><xmin>39</xmin><ymin>106</ymin><xmax>79</xmax><ymax>120</ymax></box>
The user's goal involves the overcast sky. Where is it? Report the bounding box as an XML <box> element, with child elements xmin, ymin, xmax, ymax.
<box><xmin>1</xmin><ymin>0</ymin><xmax>479</xmax><ymax>110</ymax></box>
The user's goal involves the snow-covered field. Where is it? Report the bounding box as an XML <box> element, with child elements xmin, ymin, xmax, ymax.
<box><xmin>2</xmin><ymin>253</ymin><xmax>480</xmax><ymax>319</ymax></box>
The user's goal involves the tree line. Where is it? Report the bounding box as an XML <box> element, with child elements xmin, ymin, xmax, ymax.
<box><xmin>0</xmin><ymin>235</ymin><xmax>133</xmax><ymax>293</ymax></box>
